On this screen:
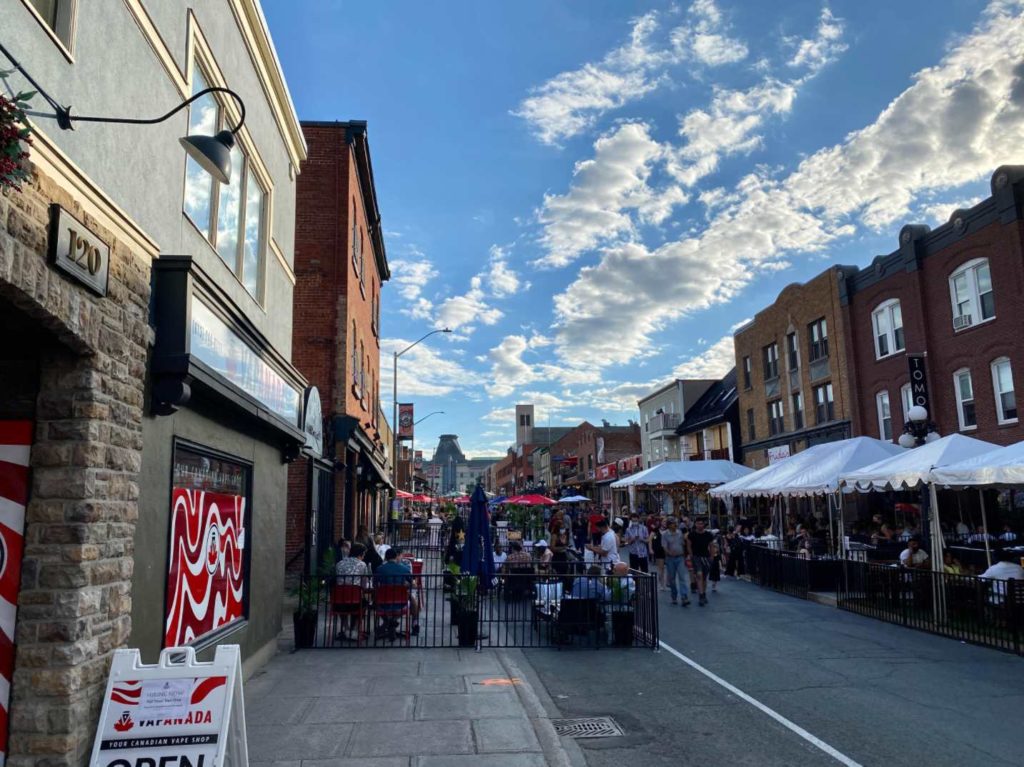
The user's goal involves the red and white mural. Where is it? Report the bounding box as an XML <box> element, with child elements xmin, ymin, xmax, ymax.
<box><xmin>164</xmin><ymin>445</ymin><xmax>248</xmax><ymax>648</ymax></box>
<box><xmin>0</xmin><ymin>421</ymin><xmax>32</xmax><ymax>767</ymax></box>
<box><xmin>164</xmin><ymin>488</ymin><xmax>247</xmax><ymax>647</ymax></box>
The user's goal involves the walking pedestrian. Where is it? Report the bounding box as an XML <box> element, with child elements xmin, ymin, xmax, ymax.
<box><xmin>661</xmin><ymin>517</ymin><xmax>690</xmax><ymax>606</ymax></box>
<box><xmin>650</xmin><ymin>516</ymin><xmax>667</xmax><ymax>589</ymax></box>
<box><xmin>686</xmin><ymin>517</ymin><xmax>715</xmax><ymax>606</ymax></box>
<box><xmin>624</xmin><ymin>513</ymin><xmax>650</xmax><ymax>573</ymax></box>
<box><xmin>708</xmin><ymin>539</ymin><xmax>722</xmax><ymax>593</ymax></box>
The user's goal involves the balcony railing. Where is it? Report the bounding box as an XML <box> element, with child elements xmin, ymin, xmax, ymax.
<box><xmin>646</xmin><ymin>412</ymin><xmax>681</xmax><ymax>434</ymax></box>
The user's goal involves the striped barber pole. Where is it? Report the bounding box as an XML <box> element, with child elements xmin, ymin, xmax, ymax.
<box><xmin>0</xmin><ymin>422</ymin><xmax>31</xmax><ymax>767</ymax></box>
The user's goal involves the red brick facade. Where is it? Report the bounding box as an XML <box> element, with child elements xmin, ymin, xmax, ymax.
<box><xmin>841</xmin><ymin>166</ymin><xmax>1024</xmax><ymax>446</ymax></box>
<box><xmin>286</xmin><ymin>121</ymin><xmax>390</xmax><ymax>572</ymax></box>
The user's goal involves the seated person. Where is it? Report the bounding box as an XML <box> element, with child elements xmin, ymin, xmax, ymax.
<box><xmin>607</xmin><ymin>561</ymin><xmax>636</xmax><ymax>611</ymax></box>
<box><xmin>969</xmin><ymin>525</ymin><xmax>995</xmax><ymax>544</ymax></box>
<box><xmin>942</xmin><ymin>550</ymin><xmax>965</xmax><ymax>575</ymax></box>
<box><xmin>492</xmin><ymin>541</ymin><xmax>508</xmax><ymax>572</ymax></box>
<box><xmin>534</xmin><ymin>540</ymin><xmax>554</xmax><ymax>572</ymax></box>
<box><xmin>374</xmin><ymin>533</ymin><xmax>391</xmax><ymax>561</ymax></box>
<box><xmin>373</xmin><ymin>548</ymin><xmax>420</xmax><ymax>635</ymax></box>
<box><xmin>979</xmin><ymin>550</ymin><xmax>1024</xmax><ymax>604</ymax></box>
<box><xmin>335</xmin><ymin>542</ymin><xmax>369</xmax><ymax>585</ymax></box>
<box><xmin>504</xmin><ymin>541</ymin><xmax>533</xmax><ymax>572</ymax></box>
<box><xmin>567</xmin><ymin>565</ymin><xmax>611</xmax><ymax>601</ymax></box>
<box><xmin>899</xmin><ymin>537</ymin><xmax>929</xmax><ymax>570</ymax></box>
<box><xmin>998</xmin><ymin>524</ymin><xmax>1018</xmax><ymax>543</ymax></box>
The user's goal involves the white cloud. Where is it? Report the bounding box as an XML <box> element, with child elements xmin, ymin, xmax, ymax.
<box><xmin>486</xmin><ymin>245</ymin><xmax>525</xmax><ymax>297</ymax></box>
<box><xmin>787</xmin><ymin>8</ymin><xmax>848</xmax><ymax>70</ymax></box>
<box><xmin>390</xmin><ymin>258</ymin><xmax>438</xmax><ymax>301</ymax></box>
<box><xmin>672</xmin><ymin>334</ymin><xmax>736</xmax><ymax>378</ymax></box>
<box><xmin>433</xmin><ymin>275</ymin><xmax>504</xmax><ymax>333</ymax></box>
<box><xmin>514</xmin><ymin>2</ymin><xmax>750</xmax><ymax>146</ymax></box>
<box><xmin>672</xmin><ymin>0</ymin><xmax>748</xmax><ymax>67</ymax></box>
<box><xmin>536</xmin><ymin>122</ymin><xmax>688</xmax><ymax>268</ymax></box>
<box><xmin>552</xmin><ymin>0</ymin><xmax>1024</xmax><ymax>368</ymax></box>
<box><xmin>486</xmin><ymin>335</ymin><xmax>539</xmax><ymax>397</ymax></box>
<box><xmin>380</xmin><ymin>337</ymin><xmax>480</xmax><ymax>404</ymax></box>
<box><xmin>919</xmin><ymin>196</ymin><xmax>985</xmax><ymax>225</ymax></box>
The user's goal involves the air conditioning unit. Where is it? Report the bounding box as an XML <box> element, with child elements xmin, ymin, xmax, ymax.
<box><xmin>953</xmin><ymin>313</ymin><xmax>973</xmax><ymax>330</ymax></box>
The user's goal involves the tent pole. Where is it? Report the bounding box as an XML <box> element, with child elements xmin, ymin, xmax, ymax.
<box><xmin>979</xmin><ymin>488</ymin><xmax>992</xmax><ymax>569</ymax></box>
<box><xmin>928</xmin><ymin>482</ymin><xmax>947</xmax><ymax>623</ymax></box>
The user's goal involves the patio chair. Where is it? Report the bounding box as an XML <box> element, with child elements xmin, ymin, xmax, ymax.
<box><xmin>373</xmin><ymin>583</ymin><xmax>412</xmax><ymax>645</ymax></box>
<box><xmin>554</xmin><ymin>598</ymin><xmax>603</xmax><ymax>647</ymax></box>
<box><xmin>330</xmin><ymin>584</ymin><xmax>366</xmax><ymax>645</ymax></box>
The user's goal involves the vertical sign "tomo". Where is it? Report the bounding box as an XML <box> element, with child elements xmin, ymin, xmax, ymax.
<box><xmin>907</xmin><ymin>354</ymin><xmax>930</xmax><ymax>412</ymax></box>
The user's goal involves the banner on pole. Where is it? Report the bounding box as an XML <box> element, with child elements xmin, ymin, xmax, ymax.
<box><xmin>398</xmin><ymin>403</ymin><xmax>414</xmax><ymax>441</ymax></box>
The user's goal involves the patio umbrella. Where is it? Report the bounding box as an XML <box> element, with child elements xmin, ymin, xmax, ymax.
<box><xmin>461</xmin><ymin>484</ymin><xmax>495</xmax><ymax>593</ymax></box>
<box><xmin>559</xmin><ymin>494</ymin><xmax>591</xmax><ymax>503</ymax></box>
<box><xmin>504</xmin><ymin>494</ymin><xmax>558</xmax><ymax>506</ymax></box>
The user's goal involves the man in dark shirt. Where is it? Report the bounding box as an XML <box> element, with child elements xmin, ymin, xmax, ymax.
<box><xmin>374</xmin><ymin>548</ymin><xmax>420</xmax><ymax>635</ymax></box>
<box><xmin>686</xmin><ymin>518</ymin><xmax>715</xmax><ymax>607</ymax></box>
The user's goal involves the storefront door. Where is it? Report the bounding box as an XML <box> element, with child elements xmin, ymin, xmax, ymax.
<box><xmin>309</xmin><ymin>460</ymin><xmax>334</xmax><ymax>575</ymax></box>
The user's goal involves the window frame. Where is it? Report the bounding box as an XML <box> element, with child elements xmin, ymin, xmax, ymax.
<box><xmin>900</xmin><ymin>383</ymin><xmax>913</xmax><ymax>424</ymax></box>
<box><xmin>991</xmin><ymin>357</ymin><xmax>1018</xmax><ymax>425</ymax></box>
<box><xmin>746</xmin><ymin>408</ymin><xmax>756</xmax><ymax>441</ymax></box>
<box><xmin>762</xmin><ymin>342</ymin><xmax>780</xmax><ymax>381</ymax></box>
<box><xmin>948</xmin><ymin>258</ymin><xmax>995</xmax><ymax>331</ymax></box>
<box><xmin>786</xmin><ymin>332</ymin><xmax>799</xmax><ymax>372</ymax></box>
<box><xmin>767</xmin><ymin>399</ymin><xmax>785</xmax><ymax>436</ymax></box>
<box><xmin>871</xmin><ymin>299</ymin><xmax>905</xmax><ymax>360</ymax></box>
<box><xmin>953</xmin><ymin>368</ymin><xmax>977</xmax><ymax>431</ymax></box>
<box><xmin>742</xmin><ymin>356</ymin><xmax>752</xmax><ymax>389</ymax></box>
<box><xmin>876</xmin><ymin>390</ymin><xmax>892</xmax><ymax>441</ymax></box>
<box><xmin>792</xmin><ymin>391</ymin><xmax>803</xmax><ymax>430</ymax></box>
<box><xmin>814</xmin><ymin>383</ymin><xmax>834</xmax><ymax>424</ymax></box>
<box><xmin>183</xmin><ymin>61</ymin><xmax>268</xmax><ymax>305</ymax></box>
<box><xmin>21</xmin><ymin>0</ymin><xmax>77</xmax><ymax>59</ymax></box>
<box><xmin>808</xmin><ymin>318</ymin><xmax>829</xmax><ymax>362</ymax></box>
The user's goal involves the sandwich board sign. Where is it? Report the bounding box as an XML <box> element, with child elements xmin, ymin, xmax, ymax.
<box><xmin>89</xmin><ymin>645</ymin><xmax>248</xmax><ymax>767</ymax></box>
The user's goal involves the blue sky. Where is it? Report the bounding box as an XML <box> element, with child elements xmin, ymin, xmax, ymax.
<box><xmin>263</xmin><ymin>0</ymin><xmax>1024</xmax><ymax>459</ymax></box>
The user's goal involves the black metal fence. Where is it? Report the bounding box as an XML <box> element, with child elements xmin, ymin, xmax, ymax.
<box><xmin>293</xmin><ymin>565</ymin><xmax>659</xmax><ymax>650</ymax></box>
<box><xmin>837</xmin><ymin>560</ymin><xmax>1023</xmax><ymax>655</ymax></box>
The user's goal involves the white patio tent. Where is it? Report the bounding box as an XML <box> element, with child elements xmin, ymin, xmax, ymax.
<box><xmin>610</xmin><ymin>459</ymin><xmax>753</xmax><ymax>489</ymax></box>
<box><xmin>931</xmin><ymin>439</ymin><xmax>1024</xmax><ymax>487</ymax></box>
<box><xmin>839</xmin><ymin>433</ymin><xmax>999</xmax><ymax>570</ymax></box>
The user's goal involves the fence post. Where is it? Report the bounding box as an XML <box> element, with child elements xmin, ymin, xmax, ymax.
<box><xmin>1009</xmin><ymin>579</ymin><xmax>1019</xmax><ymax>656</ymax></box>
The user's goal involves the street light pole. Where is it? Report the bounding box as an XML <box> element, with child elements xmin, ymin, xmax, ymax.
<box><xmin>391</xmin><ymin>329</ymin><xmax>452</xmax><ymax>494</ymax></box>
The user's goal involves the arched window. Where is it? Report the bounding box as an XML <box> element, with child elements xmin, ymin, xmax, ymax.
<box><xmin>949</xmin><ymin>258</ymin><xmax>994</xmax><ymax>330</ymax></box>
<box><xmin>871</xmin><ymin>299</ymin><xmax>904</xmax><ymax>359</ymax></box>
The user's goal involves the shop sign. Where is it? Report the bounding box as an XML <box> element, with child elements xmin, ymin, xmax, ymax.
<box><xmin>398</xmin><ymin>403</ymin><xmax>414</xmax><ymax>440</ymax></box>
<box><xmin>165</xmin><ymin>445</ymin><xmax>249</xmax><ymax>648</ymax></box>
<box><xmin>907</xmin><ymin>354</ymin><xmax>930</xmax><ymax>412</ymax></box>
<box><xmin>190</xmin><ymin>298</ymin><xmax>301</xmax><ymax>425</ymax></box>
<box><xmin>48</xmin><ymin>204</ymin><xmax>110</xmax><ymax>296</ymax></box>
<box><xmin>767</xmin><ymin>444</ymin><xmax>791</xmax><ymax>464</ymax></box>
<box><xmin>302</xmin><ymin>387</ymin><xmax>323</xmax><ymax>457</ymax></box>
<box><xmin>90</xmin><ymin>645</ymin><xmax>247</xmax><ymax>767</ymax></box>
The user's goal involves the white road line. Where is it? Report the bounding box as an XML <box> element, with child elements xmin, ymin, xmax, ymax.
<box><xmin>659</xmin><ymin>640</ymin><xmax>863</xmax><ymax>767</ymax></box>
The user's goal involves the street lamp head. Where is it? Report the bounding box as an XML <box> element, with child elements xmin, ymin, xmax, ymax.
<box><xmin>907</xmin><ymin>405</ymin><xmax>929</xmax><ymax>424</ymax></box>
<box><xmin>442</xmin><ymin>327</ymin><xmax>453</xmax><ymax>334</ymax></box>
<box><xmin>898</xmin><ymin>432</ymin><xmax>917</xmax><ymax>449</ymax></box>
<box><xmin>924</xmin><ymin>431</ymin><xmax>941</xmax><ymax>443</ymax></box>
<box><xmin>180</xmin><ymin>130</ymin><xmax>236</xmax><ymax>184</ymax></box>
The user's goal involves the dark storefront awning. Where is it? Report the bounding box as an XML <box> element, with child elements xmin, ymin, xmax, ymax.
<box><xmin>333</xmin><ymin>415</ymin><xmax>393</xmax><ymax>490</ymax></box>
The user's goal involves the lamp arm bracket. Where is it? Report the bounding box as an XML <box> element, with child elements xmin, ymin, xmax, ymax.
<box><xmin>58</xmin><ymin>87</ymin><xmax>246</xmax><ymax>133</ymax></box>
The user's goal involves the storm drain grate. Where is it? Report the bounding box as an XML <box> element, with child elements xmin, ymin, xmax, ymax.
<box><xmin>551</xmin><ymin>716</ymin><xmax>624</xmax><ymax>738</ymax></box>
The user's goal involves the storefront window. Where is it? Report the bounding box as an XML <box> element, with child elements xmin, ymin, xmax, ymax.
<box><xmin>164</xmin><ymin>443</ymin><xmax>251</xmax><ymax>647</ymax></box>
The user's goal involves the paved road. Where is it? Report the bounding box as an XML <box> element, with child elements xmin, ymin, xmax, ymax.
<box><xmin>521</xmin><ymin>578</ymin><xmax>1024</xmax><ymax>767</ymax></box>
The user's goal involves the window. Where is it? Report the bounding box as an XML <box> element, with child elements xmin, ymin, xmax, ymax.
<box><xmin>350</xmin><ymin>322</ymin><xmax>359</xmax><ymax>386</ymax></box>
<box><xmin>183</xmin><ymin>65</ymin><xmax>266</xmax><ymax>302</ymax></box>
<box><xmin>872</xmin><ymin>300</ymin><xmax>905</xmax><ymax>359</ymax></box>
<box><xmin>876</xmin><ymin>391</ymin><xmax>893</xmax><ymax>441</ymax></box>
<box><xmin>768</xmin><ymin>400</ymin><xmax>785</xmax><ymax>436</ymax></box>
<box><xmin>792</xmin><ymin>392</ymin><xmax>803</xmax><ymax>430</ymax></box>
<box><xmin>166</xmin><ymin>442</ymin><xmax>250</xmax><ymax>647</ymax></box>
<box><xmin>949</xmin><ymin>258</ymin><xmax>995</xmax><ymax>329</ymax></box>
<box><xmin>26</xmin><ymin>0</ymin><xmax>76</xmax><ymax>50</ymax></box>
<box><xmin>746</xmin><ymin>408</ymin><xmax>756</xmax><ymax>440</ymax></box>
<box><xmin>814</xmin><ymin>383</ymin><xmax>834</xmax><ymax>424</ymax></box>
<box><xmin>762</xmin><ymin>342</ymin><xmax>779</xmax><ymax>380</ymax></box>
<box><xmin>743</xmin><ymin>356</ymin><xmax>752</xmax><ymax>389</ymax></box>
<box><xmin>954</xmin><ymin>369</ymin><xmax>976</xmax><ymax>430</ymax></box>
<box><xmin>786</xmin><ymin>332</ymin><xmax>799</xmax><ymax>372</ymax></box>
<box><xmin>901</xmin><ymin>383</ymin><xmax>913</xmax><ymax>422</ymax></box>
<box><xmin>808</xmin><ymin>318</ymin><xmax>828</xmax><ymax>361</ymax></box>
<box><xmin>991</xmin><ymin>358</ymin><xmax>1017</xmax><ymax>423</ymax></box>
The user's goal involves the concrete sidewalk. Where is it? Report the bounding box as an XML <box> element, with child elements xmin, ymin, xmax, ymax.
<box><xmin>243</xmin><ymin>646</ymin><xmax>579</xmax><ymax>767</ymax></box>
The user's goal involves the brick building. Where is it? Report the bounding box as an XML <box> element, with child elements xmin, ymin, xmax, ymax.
<box><xmin>840</xmin><ymin>166</ymin><xmax>1024</xmax><ymax>446</ymax></box>
<box><xmin>734</xmin><ymin>267</ymin><xmax>854</xmax><ymax>468</ymax></box>
<box><xmin>286</xmin><ymin>121</ymin><xmax>391</xmax><ymax>575</ymax></box>
<box><xmin>549</xmin><ymin>421</ymin><xmax>641</xmax><ymax>498</ymax></box>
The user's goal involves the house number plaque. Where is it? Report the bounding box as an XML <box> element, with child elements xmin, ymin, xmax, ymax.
<box><xmin>47</xmin><ymin>204</ymin><xmax>110</xmax><ymax>296</ymax></box>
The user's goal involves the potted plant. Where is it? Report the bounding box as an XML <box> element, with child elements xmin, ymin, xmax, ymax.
<box><xmin>292</xmin><ymin>578</ymin><xmax>320</xmax><ymax>648</ymax></box>
<box><xmin>0</xmin><ymin>74</ymin><xmax>33</xmax><ymax>193</ymax></box>
<box><xmin>452</xmin><ymin>574</ymin><xmax>479</xmax><ymax>647</ymax></box>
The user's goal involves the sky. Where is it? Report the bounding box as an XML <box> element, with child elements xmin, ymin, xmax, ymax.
<box><xmin>263</xmin><ymin>0</ymin><xmax>1024</xmax><ymax>460</ymax></box>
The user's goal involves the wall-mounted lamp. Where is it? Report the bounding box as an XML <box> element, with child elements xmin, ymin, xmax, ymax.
<box><xmin>0</xmin><ymin>41</ymin><xmax>246</xmax><ymax>184</ymax></box>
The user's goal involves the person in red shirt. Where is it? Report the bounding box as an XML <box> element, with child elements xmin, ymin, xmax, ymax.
<box><xmin>588</xmin><ymin>506</ymin><xmax>607</xmax><ymax>545</ymax></box>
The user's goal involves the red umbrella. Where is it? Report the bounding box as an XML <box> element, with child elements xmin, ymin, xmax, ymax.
<box><xmin>396</xmin><ymin>490</ymin><xmax>414</xmax><ymax>499</ymax></box>
<box><xmin>411</xmin><ymin>494</ymin><xmax>433</xmax><ymax>503</ymax></box>
<box><xmin>454</xmin><ymin>495</ymin><xmax>471</xmax><ymax>504</ymax></box>
<box><xmin>504</xmin><ymin>494</ymin><xmax>558</xmax><ymax>506</ymax></box>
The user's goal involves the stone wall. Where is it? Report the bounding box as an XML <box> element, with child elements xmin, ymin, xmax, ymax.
<box><xmin>0</xmin><ymin>165</ymin><xmax>150</xmax><ymax>766</ymax></box>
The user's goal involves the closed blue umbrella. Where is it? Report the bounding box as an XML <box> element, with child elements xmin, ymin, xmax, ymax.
<box><xmin>461</xmin><ymin>484</ymin><xmax>495</xmax><ymax>592</ymax></box>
